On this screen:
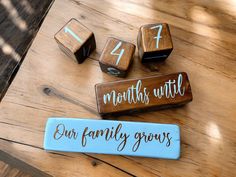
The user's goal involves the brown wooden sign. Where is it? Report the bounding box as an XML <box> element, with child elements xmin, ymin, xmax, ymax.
<box><xmin>95</xmin><ymin>72</ymin><xmax>192</xmax><ymax>116</ymax></box>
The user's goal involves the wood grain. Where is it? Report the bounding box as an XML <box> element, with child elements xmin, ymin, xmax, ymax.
<box><xmin>0</xmin><ymin>161</ymin><xmax>32</xmax><ymax>177</ymax></box>
<box><xmin>0</xmin><ymin>150</ymin><xmax>51</xmax><ymax>177</ymax></box>
<box><xmin>0</xmin><ymin>0</ymin><xmax>236</xmax><ymax>176</ymax></box>
<box><xmin>0</xmin><ymin>0</ymin><xmax>54</xmax><ymax>101</ymax></box>
<box><xmin>95</xmin><ymin>72</ymin><xmax>192</xmax><ymax>116</ymax></box>
<box><xmin>54</xmin><ymin>18</ymin><xmax>96</xmax><ymax>63</ymax></box>
<box><xmin>137</xmin><ymin>23</ymin><xmax>173</xmax><ymax>62</ymax></box>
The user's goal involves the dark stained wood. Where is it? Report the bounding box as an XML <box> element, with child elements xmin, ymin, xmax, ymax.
<box><xmin>0</xmin><ymin>0</ymin><xmax>54</xmax><ymax>101</ymax></box>
<box><xmin>95</xmin><ymin>72</ymin><xmax>192</xmax><ymax>116</ymax></box>
<box><xmin>0</xmin><ymin>161</ymin><xmax>31</xmax><ymax>177</ymax></box>
<box><xmin>99</xmin><ymin>37</ymin><xmax>135</xmax><ymax>77</ymax></box>
<box><xmin>137</xmin><ymin>23</ymin><xmax>173</xmax><ymax>62</ymax></box>
<box><xmin>0</xmin><ymin>150</ymin><xmax>51</xmax><ymax>177</ymax></box>
<box><xmin>54</xmin><ymin>18</ymin><xmax>96</xmax><ymax>64</ymax></box>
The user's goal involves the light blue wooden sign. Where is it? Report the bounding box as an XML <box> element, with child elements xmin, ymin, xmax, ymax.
<box><xmin>44</xmin><ymin>118</ymin><xmax>180</xmax><ymax>159</ymax></box>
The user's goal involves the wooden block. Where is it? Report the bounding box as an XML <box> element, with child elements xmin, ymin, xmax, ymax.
<box><xmin>99</xmin><ymin>37</ymin><xmax>135</xmax><ymax>77</ymax></box>
<box><xmin>44</xmin><ymin>118</ymin><xmax>181</xmax><ymax>159</ymax></box>
<box><xmin>95</xmin><ymin>72</ymin><xmax>192</xmax><ymax>116</ymax></box>
<box><xmin>137</xmin><ymin>23</ymin><xmax>173</xmax><ymax>63</ymax></box>
<box><xmin>54</xmin><ymin>18</ymin><xmax>96</xmax><ymax>64</ymax></box>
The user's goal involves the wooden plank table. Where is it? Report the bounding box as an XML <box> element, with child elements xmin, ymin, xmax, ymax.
<box><xmin>0</xmin><ymin>0</ymin><xmax>236</xmax><ymax>176</ymax></box>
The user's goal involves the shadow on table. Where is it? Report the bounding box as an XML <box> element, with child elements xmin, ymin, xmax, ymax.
<box><xmin>0</xmin><ymin>0</ymin><xmax>53</xmax><ymax>101</ymax></box>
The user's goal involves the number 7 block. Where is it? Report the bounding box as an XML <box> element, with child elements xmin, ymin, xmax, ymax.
<box><xmin>137</xmin><ymin>23</ymin><xmax>173</xmax><ymax>63</ymax></box>
<box><xmin>99</xmin><ymin>37</ymin><xmax>135</xmax><ymax>78</ymax></box>
<box><xmin>54</xmin><ymin>18</ymin><xmax>96</xmax><ymax>64</ymax></box>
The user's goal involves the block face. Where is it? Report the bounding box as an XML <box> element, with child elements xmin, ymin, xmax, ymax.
<box><xmin>95</xmin><ymin>72</ymin><xmax>192</xmax><ymax>116</ymax></box>
<box><xmin>75</xmin><ymin>33</ymin><xmax>96</xmax><ymax>64</ymax></box>
<box><xmin>44</xmin><ymin>118</ymin><xmax>181</xmax><ymax>159</ymax></box>
<box><xmin>138</xmin><ymin>23</ymin><xmax>173</xmax><ymax>62</ymax></box>
<box><xmin>99</xmin><ymin>37</ymin><xmax>135</xmax><ymax>77</ymax></box>
<box><xmin>54</xmin><ymin>18</ymin><xmax>96</xmax><ymax>63</ymax></box>
<box><xmin>142</xmin><ymin>23</ymin><xmax>173</xmax><ymax>52</ymax></box>
<box><xmin>57</xmin><ymin>43</ymin><xmax>77</xmax><ymax>61</ymax></box>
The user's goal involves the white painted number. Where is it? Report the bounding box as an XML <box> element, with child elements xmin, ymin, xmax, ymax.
<box><xmin>107</xmin><ymin>67</ymin><xmax>120</xmax><ymax>76</ymax></box>
<box><xmin>64</xmin><ymin>26</ymin><xmax>83</xmax><ymax>44</ymax></box>
<box><xmin>110</xmin><ymin>41</ymin><xmax>125</xmax><ymax>65</ymax></box>
<box><xmin>83</xmin><ymin>45</ymin><xmax>91</xmax><ymax>57</ymax></box>
<box><xmin>150</xmin><ymin>25</ymin><xmax>163</xmax><ymax>48</ymax></box>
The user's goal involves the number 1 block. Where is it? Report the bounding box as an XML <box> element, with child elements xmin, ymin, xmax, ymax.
<box><xmin>137</xmin><ymin>23</ymin><xmax>173</xmax><ymax>63</ymax></box>
<box><xmin>54</xmin><ymin>18</ymin><xmax>96</xmax><ymax>64</ymax></box>
<box><xmin>99</xmin><ymin>37</ymin><xmax>135</xmax><ymax>77</ymax></box>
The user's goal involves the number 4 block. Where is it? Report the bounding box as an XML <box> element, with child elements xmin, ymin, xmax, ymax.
<box><xmin>99</xmin><ymin>37</ymin><xmax>135</xmax><ymax>78</ymax></box>
<box><xmin>137</xmin><ymin>23</ymin><xmax>173</xmax><ymax>63</ymax></box>
<box><xmin>54</xmin><ymin>18</ymin><xmax>96</xmax><ymax>64</ymax></box>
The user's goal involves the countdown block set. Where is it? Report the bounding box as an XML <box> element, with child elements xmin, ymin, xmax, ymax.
<box><xmin>44</xmin><ymin>18</ymin><xmax>193</xmax><ymax>159</ymax></box>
